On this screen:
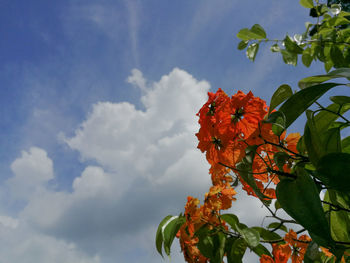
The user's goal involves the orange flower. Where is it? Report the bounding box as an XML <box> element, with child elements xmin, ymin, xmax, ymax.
<box><xmin>272</xmin><ymin>243</ymin><xmax>292</xmax><ymax>263</ymax></box>
<box><xmin>284</xmin><ymin>230</ymin><xmax>311</xmax><ymax>263</ymax></box>
<box><xmin>260</xmin><ymin>254</ymin><xmax>275</xmax><ymax>263</ymax></box>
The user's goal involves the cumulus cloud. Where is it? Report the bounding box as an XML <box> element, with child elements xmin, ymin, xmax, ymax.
<box><xmin>7</xmin><ymin>147</ymin><xmax>54</xmax><ymax>199</ymax></box>
<box><xmin>4</xmin><ymin>68</ymin><xmax>268</xmax><ymax>262</ymax></box>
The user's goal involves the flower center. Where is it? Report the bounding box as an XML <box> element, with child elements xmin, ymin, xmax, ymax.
<box><xmin>231</xmin><ymin>107</ymin><xmax>245</xmax><ymax>123</ymax></box>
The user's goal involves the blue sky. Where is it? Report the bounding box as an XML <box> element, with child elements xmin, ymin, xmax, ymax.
<box><xmin>0</xmin><ymin>1</ymin><xmax>340</xmax><ymax>262</ymax></box>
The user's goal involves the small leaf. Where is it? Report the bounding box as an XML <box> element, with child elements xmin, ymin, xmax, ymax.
<box><xmin>237</xmin><ymin>40</ymin><xmax>249</xmax><ymax>50</ymax></box>
<box><xmin>221</xmin><ymin>214</ymin><xmax>240</xmax><ymax>232</ymax></box>
<box><xmin>300</xmin><ymin>0</ymin><xmax>314</xmax><ymax>8</ymax></box>
<box><xmin>268</xmin><ymin>84</ymin><xmax>293</xmax><ymax>115</ymax></box>
<box><xmin>264</xmin><ymin>111</ymin><xmax>286</xmax><ymax>136</ymax></box>
<box><xmin>267</xmin><ymin>222</ymin><xmax>288</xmax><ymax>232</ymax></box>
<box><xmin>252</xmin><ymin>244</ymin><xmax>272</xmax><ymax>258</ymax></box>
<box><xmin>246</xmin><ymin>43</ymin><xmax>259</xmax><ymax>61</ymax></box>
<box><xmin>250</xmin><ymin>24</ymin><xmax>266</xmax><ymax>39</ymax></box>
<box><xmin>284</xmin><ymin>35</ymin><xmax>304</xmax><ymax>54</ymax></box>
<box><xmin>155</xmin><ymin>215</ymin><xmax>173</xmax><ymax>257</ymax></box>
<box><xmin>281</xmin><ymin>50</ymin><xmax>297</xmax><ymax>66</ymax></box>
<box><xmin>270</xmin><ymin>43</ymin><xmax>280</xmax><ymax>52</ymax></box>
<box><xmin>302</xmin><ymin>49</ymin><xmax>313</xmax><ymax>67</ymax></box>
<box><xmin>163</xmin><ymin>216</ymin><xmax>185</xmax><ymax>256</ymax></box>
<box><xmin>330</xmin><ymin>96</ymin><xmax>350</xmax><ymax>105</ymax></box>
<box><xmin>252</xmin><ymin>226</ymin><xmax>282</xmax><ymax>241</ymax></box>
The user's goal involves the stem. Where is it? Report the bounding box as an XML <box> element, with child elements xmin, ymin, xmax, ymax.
<box><xmin>322</xmin><ymin>200</ymin><xmax>350</xmax><ymax>213</ymax></box>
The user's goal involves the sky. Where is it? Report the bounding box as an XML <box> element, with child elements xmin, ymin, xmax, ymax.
<box><xmin>0</xmin><ymin>1</ymin><xmax>345</xmax><ymax>262</ymax></box>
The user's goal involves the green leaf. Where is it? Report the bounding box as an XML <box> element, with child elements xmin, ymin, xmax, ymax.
<box><xmin>221</xmin><ymin>214</ymin><xmax>240</xmax><ymax>231</ymax></box>
<box><xmin>239</xmin><ymin>227</ymin><xmax>260</xmax><ymax>248</ymax></box>
<box><xmin>197</xmin><ymin>234</ymin><xmax>215</xmax><ymax>259</ymax></box>
<box><xmin>281</xmin><ymin>50</ymin><xmax>298</xmax><ymax>66</ymax></box>
<box><xmin>323</xmin><ymin>128</ymin><xmax>341</xmax><ymax>153</ymax></box>
<box><xmin>314</xmin><ymin>103</ymin><xmax>350</xmax><ymax>132</ymax></box>
<box><xmin>298</xmin><ymin>68</ymin><xmax>350</xmax><ymax>89</ymax></box>
<box><xmin>300</xmin><ymin>0</ymin><xmax>314</xmax><ymax>8</ymax></box>
<box><xmin>252</xmin><ymin>226</ymin><xmax>282</xmax><ymax>241</ymax></box>
<box><xmin>155</xmin><ymin>215</ymin><xmax>173</xmax><ymax>257</ymax></box>
<box><xmin>268</xmin><ymin>84</ymin><xmax>293</xmax><ymax>115</ymax></box>
<box><xmin>279</xmin><ymin>82</ymin><xmax>341</xmax><ymax>129</ymax></box>
<box><xmin>284</xmin><ymin>35</ymin><xmax>304</xmax><ymax>54</ymax></box>
<box><xmin>316</xmin><ymin>153</ymin><xmax>350</xmax><ymax>192</ymax></box>
<box><xmin>330</xmin><ymin>96</ymin><xmax>350</xmax><ymax>105</ymax></box>
<box><xmin>276</xmin><ymin>167</ymin><xmax>333</xmax><ymax>247</ymax></box>
<box><xmin>163</xmin><ymin>216</ymin><xmax>185</xmax><ymax>256</ymax></box>
<box><xmin>304</xmin><ymin>118</ymin><xmax>325</xmax><ymax>165</ymax></box>
<box><xmin>250</xmin><ymin>24</ymin><xmax>266</xmax><ymax>39</ymax></box>
<box><xmin>302</xmin><ymin>49</ymin><xmax>313</xmax><ymax>67</ymax></box>
<box><xmin>227</xmin><ymin>238</ymin><xmax>247</xmax><ymax>263</ymax></box>
<box><xmin>264</xmin><ymin>111</ymin><xmax>286</xmax><ymax>136</ymax></box>
<box><xmin>270</xmin><ymin>43</ymin><xmax>280</xmax><ymax>52</ymax></box>
<box><xmin>267</xmin><ymin>222</ymin><xmax>288</xmax><ymax>232</ymax></box>
<box><xmin>237</xmin><ymin>40</ymin><xmax>249</xmax><ymax>50</ymax></box>
<box><xmin>246</xmin><ymin>43</ymin><xmax>259</xmax><ymax>61</ymax></box>
<box><xmin>252</xmin><ymin>244</ymin><xmax>272</xmax><ymax>258</ymax></box>
<box><xmin>330</xmin><ymin>46</ymin><xmax>345</xmax><ymax>68</ymax></box>
<box><xmin>237</xmin><ymin>24</ymin><xmax>266</xmax><ymax>40</ymax></box>
<box><xmin>236</xmin><ymin>156</ymin><xmax>269</xmax><ymax>200</ymax></box>
<box><xmin>323</xmin><ymin>190</ymin><xmax>350</xmax><ymax>243</ymax></box>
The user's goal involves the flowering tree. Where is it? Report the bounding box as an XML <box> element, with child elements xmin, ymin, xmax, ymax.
<box><xmin>156</xmin><ymin>1</ymin><xmax>350</xmax><ymax>262</ymax></box>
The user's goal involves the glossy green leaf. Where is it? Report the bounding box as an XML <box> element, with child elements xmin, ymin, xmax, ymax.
<box><xmin>284</xmin><ymin>36</ymin><xmax>304</xmax><ymax>54</ymax></box>
<box><xmin>197</xmin><ymin>234</ymin><xmax>215</xmax><ymax>259</ymax></box>
<box><xmin>268</xmin><ymin>84</ymin><xmax>293</xmax><ymax>115</ymax></box>
<box><xmin>264</xmin><ymin>111</ymin><xmax>286</xmax><ymax>136</ymax></box>
<box><xmin>302</xmin><ymin>49</ymin><xmax>313</xmax><ymax>67</ymax></box>
<box><xmin>281</xmin><ymin>50</ymin><xmax>297</xmax><ymax>66</ymax></box>
<box><xmin>252</xmin><ymin>226</ymin><xmax>282</xmax><ymax>241</ymax></box>
<box><xmin>237</xmin><ymin>24</ymin><xmax>266</xmax><ymax>40</ymax></box>
<box><xmin>251</xmin><ymin>24</ymin><xmax>266</xmax><ymax>39</ymax></box>
<box><xmin>300</xmin><ymin>0</ymin><xmax>314</xmax><ymax>8</ymax></box>
<box><xmin>252</xmin><ymin>244</ymin><xmax>272</xmax><ymax>258</ymax></box>
<box><xmin>279</xmin><ymin>82</ymin><xmax>341</xmax><ymax>129</ymax></box>
<box><xmin>237</xmin><ymin>40</ymin><xmax>249</xmax><ymax>50</ymax></box>
<box><xmin>227</xmin><ymin>238</ymin><xmax>247</xmax><ymax>263</ymax></box>
<box><xmin>155</xmin><ymin>215</ymin><xmax>173</xmax><ymax>257</ymax></box>
<box><xmin>314</xmin><ymin>103</ymin><xmax>350</xmax><ymax>132</ymax></box>
<box><xmin>298</xmin><ymin>68</ymin><xmax>350</xmax><ymax>89</ymax></box>
<box><xmin>316</xmin><ymin>153</ymin><xmax>350</xmax><ymax>192</ymax></box>
<box><xmin>276</xmin><ymin>168</ymin><xmax>333</xmax><ymax>247</ymax></box>
<box><xmin>246</xmin><ymin>43</ymin><xmax>259</xmax><ymax>61</ymax></box>
<box><xmin>163</xmin><ymin>216</ymin><xmax>185</xmax><ymax>256</ymax></box>
<box><xmin>323</xmin><ymin>190</ymin><xmax>350</xmax><ymax>243</ymax></box>
<box><xmin>267</xmin><ymin>222</ymin><xmax>288</xmax><ymax>232</ymax></box>
<box><xmin>221</xmin><ymin>214</ymin><xmax>240</xmax><ymax>232</ymax></box>
<box><xmin>323</xmin><ymin>128</ymin><xmax>341</xmax><ymax>153</ymax></box>
<box><xmin>239</xmin><ymin>227</ymin><xmax>260</xmax><ymax>248</ymax></box>
<box><xmin>304</xmin><ymin>120</ymin><xmax>324</xmax><ymax>165</ymax></box>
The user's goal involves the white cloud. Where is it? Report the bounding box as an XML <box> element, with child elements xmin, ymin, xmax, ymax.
<box><xmin>7</xmin><ymin>147</ymin><xmax>54</xmax><ymax>199</ymax></box>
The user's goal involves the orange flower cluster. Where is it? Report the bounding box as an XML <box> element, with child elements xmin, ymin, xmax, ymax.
<box><xmin>196</xmin><ymin>89</ymin><xmax>299</xmax><ymax>198</ymax></box>
<box><xmin>177</xmin><ymin>183</ymin><xmax>236</xmax><ymax>262</ymax></box>
<box><xmin>177</xmin><ymin>89</ymin><xmax>301</xmax><ymax>262</ymax></box>
<box><xmin>260</xmin><ymin>230</ymin><xmax>311</xmax><ymax>263</ymax></box>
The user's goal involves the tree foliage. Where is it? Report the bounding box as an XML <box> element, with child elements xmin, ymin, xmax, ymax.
<box><xmin>156</xmin><ymin>1</ymin><xmax>350</xmax><ymax>262</ymax></box>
